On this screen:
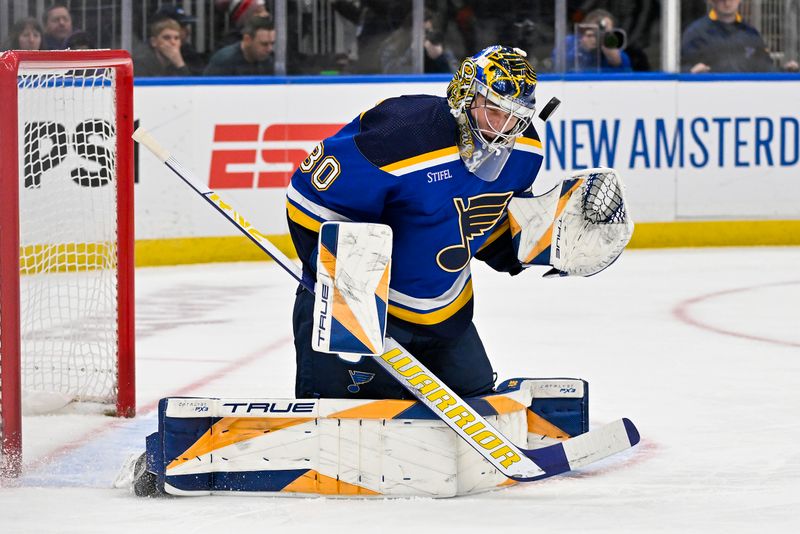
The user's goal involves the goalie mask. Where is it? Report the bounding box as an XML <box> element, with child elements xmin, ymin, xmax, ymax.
<box><xmin>447</xmin><ymin>45</ymin><xmax>537</xmax><ymax>182</ymax></box>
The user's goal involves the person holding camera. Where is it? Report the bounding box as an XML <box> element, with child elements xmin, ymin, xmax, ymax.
<box><xmin>554</xmin><ymin>9</ymin><xmax>632</xmax><ymax>73</ymax></box>
<box><xmin>379</xmin><ymin>10</ymin><xmax>458</xmax><ymax>74</ymax></box>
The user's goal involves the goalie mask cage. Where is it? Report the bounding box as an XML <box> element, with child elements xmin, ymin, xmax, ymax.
<box><xmin>0</xmin><ymin>50</ymin><xmax>135</xmax><ymax>477</ymax></box>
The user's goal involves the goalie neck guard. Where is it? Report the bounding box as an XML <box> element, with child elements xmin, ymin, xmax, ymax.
<box><xmin>447</xmin><ymin>45</ymin><xmax>537</xmax><ymax>182</ymax></box>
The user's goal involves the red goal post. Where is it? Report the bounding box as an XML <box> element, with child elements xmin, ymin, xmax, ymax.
<box><xmin>0</xmin><ymin>50</ymin><xmax>135</xmax><ymax>477</ymax></box>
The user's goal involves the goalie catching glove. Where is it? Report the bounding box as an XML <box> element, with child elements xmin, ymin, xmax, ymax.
<box><xmin>508</xmin><ymin>167</ymin><xmax>633</xmax><ymax>277</ymax></box>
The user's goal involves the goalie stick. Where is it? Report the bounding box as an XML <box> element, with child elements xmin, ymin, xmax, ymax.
<box><xmin>133</xmin><ymin>127</ymin><xmax>640</xmax><ymax>482</ymax></box>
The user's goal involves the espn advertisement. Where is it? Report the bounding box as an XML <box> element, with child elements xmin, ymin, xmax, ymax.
<box><xmin>133</xmin><ymin>77</ymin><xmax>800</xmax><ymax>243</ymax></box>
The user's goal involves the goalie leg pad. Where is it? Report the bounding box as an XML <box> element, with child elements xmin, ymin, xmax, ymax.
<box><xmin>140</xmin><ymin>378</ymin><xmax>589</xmax><ymax>498</ymax></box>
<box><xmin>496</xmin><ymin>378</ymin><xmax>589</xmax><ymax>448</ymax></box>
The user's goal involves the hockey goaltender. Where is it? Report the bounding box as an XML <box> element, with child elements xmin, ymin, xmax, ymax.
<box><xmin>126</xmin><ymin>45</ymin><xmax>638</xmax><ymax>498</ymax></box>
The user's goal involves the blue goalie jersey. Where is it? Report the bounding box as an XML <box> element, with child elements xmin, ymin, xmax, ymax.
<box><xmin>287</xmin><ymin>95</ymin><xmax>544</xmax><ymax>338</ymax></box>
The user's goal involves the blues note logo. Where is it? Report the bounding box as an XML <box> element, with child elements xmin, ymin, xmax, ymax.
<box><xmin>437</xmin><ymin>192</ymin><xmax>513</xmax><ymax>272</ymax></box>
<box><xmin>347</xmin><ymin>370</ymin><xmax>375</xmax><ymax>393</ymax></box>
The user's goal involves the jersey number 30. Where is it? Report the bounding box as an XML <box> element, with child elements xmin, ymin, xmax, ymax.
<box><xmin>300</xmin><ymin>142</ymin><xmax>341</xmax><ymax>191</ymax></box>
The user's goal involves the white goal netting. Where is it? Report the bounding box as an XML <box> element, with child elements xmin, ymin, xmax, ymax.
<box><xmin>13</xmin><ymin>67</ymin><xmax>121</xmax><ymax>411</ymax></box>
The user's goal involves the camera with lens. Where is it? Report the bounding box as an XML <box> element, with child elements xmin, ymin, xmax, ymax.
<box><xmin>599</xmin><ymin>20</ymin><xmax>627</xmax><ymax>50</ymax></box>
<box><xmin>425</xmin><ymin>29</ymin><xmax>444</xmax><ymax>46</ymax></box>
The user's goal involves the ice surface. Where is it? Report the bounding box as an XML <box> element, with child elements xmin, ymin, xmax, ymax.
<box><xmin>2</xmin><ymin>248</ymin><xmax>799</xmax><ymax>533</ymax></box>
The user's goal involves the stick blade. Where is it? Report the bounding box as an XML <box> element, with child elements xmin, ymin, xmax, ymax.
<box><xmin>623</xmin><ymin>417</ymin><xmax>640</xmax><ymax>446</ymax></box>
<box><xmin>562</xmin><ymin>418</ymin><xmax>639</xmax><ymax>471</ymax></box>
<box><xmin>513</xmin><ymin>418</ymin><xmax>639</xmax><ymax>481</ymax></box>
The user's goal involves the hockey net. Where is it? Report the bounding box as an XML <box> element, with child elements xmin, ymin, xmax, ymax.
<box><xmin>0</xmin><ymin>51</ymin><xmax>135</xmax><ymax>477</ymax></box>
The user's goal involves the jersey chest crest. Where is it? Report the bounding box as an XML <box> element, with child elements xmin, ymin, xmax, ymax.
<box><xmin>436</xmin><ymin>191</ymin><xmax>513</xmax><ymax>272</ymax></box>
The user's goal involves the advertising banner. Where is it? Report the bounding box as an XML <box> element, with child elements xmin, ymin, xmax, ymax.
<box><xmin>133</xmin><ymin>77</ymin><xmax>800</xmax><ymax>249</ymax></box>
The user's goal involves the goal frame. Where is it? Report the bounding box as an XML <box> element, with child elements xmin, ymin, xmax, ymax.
<box><xmin>0</xmin><ymin>50</ymin><xmax>135</xmax><ymax>477</ymax></box>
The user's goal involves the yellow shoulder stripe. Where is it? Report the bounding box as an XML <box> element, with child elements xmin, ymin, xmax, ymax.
<box><xmin>380</xmin><ymin>146</ymin><xmax>460</xmax><ymax>173</ymax></box>
<box><xmin>516</xmin><ymin>137</ymin><xmax>542</xmax><ymax>149</ymax></box>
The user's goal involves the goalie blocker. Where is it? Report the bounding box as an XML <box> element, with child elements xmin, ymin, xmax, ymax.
<box><xmin>312</xmin><ymin>222</ymin><xmax>391</xmax><ymax>356</ymax></box>
<box><xmin>135</xmin><ymin>378</ymin><xmax>588</xmax><ymax>498</ymax></box>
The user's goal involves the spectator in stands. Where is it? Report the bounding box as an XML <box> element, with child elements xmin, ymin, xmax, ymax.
<box><xmin>64</xmin><ymin>30</ymin><xmax>94</xmax><ymax>50</ymax></box>
<box><xmin>333</xmin><ymin>53</ymin><xmax>354</xmax><ymax>74</ymax></box>
<box><xmin>154</xmin><ymin>5</ymin><xmax>206</xmax><ymax>74</ymax></box>
<box><xmin>580</xmin><ymin>0</ymin><xmax>656</xmax><ymax>71</ymax></box>
<box><xmin>2</xmin><ymin>18</ymin><xmax>43</xmax><ymax>51</ymax></box>
<box><xmin>228</xmin><ymin>0</ymin><xmax>270</xmax><ymax>26</ymax></box>
<box><xmin>204</xmin><ymin>16</ymin><xmax>275</xmax><ymax>76</ymax></box>
<box><xmin>134</xmin><ymin>18</ymin><xmax>192</xmax><ymax>77</ymax></box>
<box><xmin>42</xmin><ymin>2</ymin><xmax>74</xmax><ymax>50</ymax></box>
<box><xmin>215</xmin><ymin>0</ymin><xmax>271</xmax><ymax>49</ymax></box>
<box><xmin>553</xmin><ymin>9</ymin><xmax>632</xmax><ymax>73</ymax></box>
<box><xmin>379</xmin><ymin>10</ymin><xmax>458</xmax><ymax>74</ymax></box>
<box><xmin>332</xmin><ymin>0</ymin><xmax>408</xmax><ymax>73</ymax></box>
<box><xmin>682</xmin><ymin>0</ymin><xmax>798</xmax><ymax>73</ymax></box>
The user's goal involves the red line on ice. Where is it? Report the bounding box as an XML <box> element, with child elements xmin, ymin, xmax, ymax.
<box><xmin>672</xmin><ymin>280</ymin><xmax>800</xmax><ymax>349</ymax></box>
<box><xmin>556</xmin><ymin>438</ymin><xmax>659</xmax><ymax>481</ymax></box>
<box><xmin>24</xmin><ymin>336</ymin><xmax>293</xmax><ymax>474</ymax></box>
<box><xmin>135</xmin><ymin>335</ymin><xmax>294</xmax><ymax>414</ymax></box>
